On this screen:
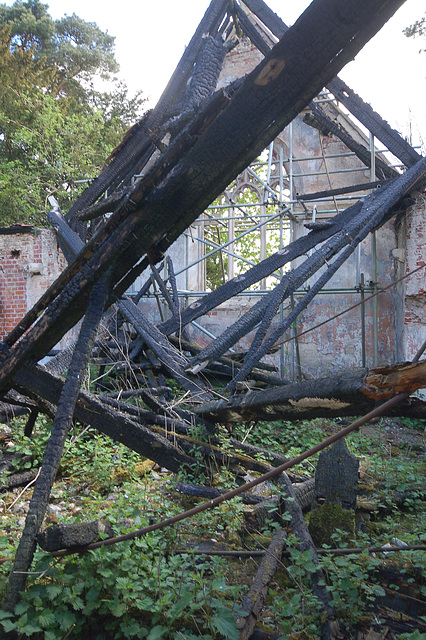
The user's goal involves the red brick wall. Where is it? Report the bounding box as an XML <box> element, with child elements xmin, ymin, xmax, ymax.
<box><xmin>0</xmin><ymin>230</ymin><xmax>66</xmax><ymax>341</ymax></box>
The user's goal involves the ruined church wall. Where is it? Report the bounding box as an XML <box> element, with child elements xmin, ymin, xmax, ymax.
<box><xmin>0</xmin><ymin>229</ymin><xmax>67</xmax><ymax>343</ymax></box>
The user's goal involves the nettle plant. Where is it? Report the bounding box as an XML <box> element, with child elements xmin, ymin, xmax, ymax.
<box><xmin>0</xmin><ymin>529</ymin><xmax>242</xmax><ymax>639</ymax></box>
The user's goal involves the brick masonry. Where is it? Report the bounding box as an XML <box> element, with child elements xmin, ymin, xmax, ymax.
<box><xmin>0</xmin><ymin>229</ymin><xmax>66</xmax><ymax>341</ymax></box>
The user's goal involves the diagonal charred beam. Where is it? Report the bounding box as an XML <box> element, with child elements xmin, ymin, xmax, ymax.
<box><xmin>12</xmin><ymin>364</ymin><xmax>197</xmax><ymax>472</ymax></box>
<box><xmin>117</xmin><ymin>297</ymin><xmax>212</xmax><ymax>403</ymax></box>
<box><xmin>187</xmin><ymin>157</ymin><xmax>426</xmax><ymax>376</ymax></box>
<box><xmin>306</xmin><ymin>103</ymin><xmax>398</xmax><ymax>180</ymax></box>
<box><xmin>159</xmin><ymin>204</ymin><xmax>357</xmax><ymax>338</ymax></box>
<box><xmin>196</xmin><ymin>361</ymin><xmax>426</xmax><ymax>424</ymax></box>
<box><xmin>2</xmin><ymin>271</ymin><xmax>110</xmax><ymax>612</ymax></box>
<box><xmin>326</xmin><ymin>77</ymin><xmax>422</xmax><ymax>168</ymax></box>
<box><xmin>242</xmin><ymin>0</ymin><xmax>418</xmax><ymax>168</ymax></box>
<box><xmin>0</xmin><ymin>0</ymin><xmax>409</xmax><ymax>392</ymax></box>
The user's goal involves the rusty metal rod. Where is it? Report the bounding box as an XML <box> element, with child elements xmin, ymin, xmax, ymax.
<box><xmin>173</xmin><ymin>544</ymin><xmax>426</xmax><ymax>558</ymax></box>
<box><xmin>51</xmin><ymin>388</ymin><xmax>419</xmax><ymax>558</ymax></box>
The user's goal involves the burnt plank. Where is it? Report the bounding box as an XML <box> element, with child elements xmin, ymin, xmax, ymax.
<box><xmin>0</xmin><ymin>0</ymin><xmax>408</xmax><ymax>392</ymax></box>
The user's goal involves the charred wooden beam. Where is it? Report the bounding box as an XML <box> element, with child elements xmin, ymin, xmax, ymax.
<box><xmin>188</xmin><ymin>158</ymin><xmax>426</xmax><ymax>382</ymax></box>
<box><xmin>296</xmin><ymin>179</ymin><xmax>390</xmax><ymax>202</ymax></box>
<box><xmin>159</xmin><ymin>204</ymin><xmax>357</xmax><ymax>338</ymax></box>
<box><xmin>237</xmin><ymin>528</ymin><xmax>287</xmax><ymax>640</ymax></box>
<box><xmin>306</xmin><ymin>103</ymin><xmax>398</xmax><ymax>180</ymax></box>
<box><xmin>12</xmin><ymin>364</ymin><xmax>197</xmax><ymax>472</ymax></box>
<box><xmin>117</xmin><ymin>297</ymin><xmax>212</xmax><ymax>403</ymax></box>
<box><xmin>2</xmin><ymin>271</ymin><xmax>110</xmax><ymax>612</ymax></box>
<box><xmin>0</xmin><ymin>0</ymin><xmax>409</xmax><ymax>392</ymax></box>
<box><xmin>326</xmin><ymin>77</ymin><xmax>422</xmax><ymax>168</ymax></box>
<box><xmin>197</xmin><ymin>361</ymin><xmax>426</xmax><ymax>423</ymax></box>
<box><xmin>242</xmin><ymin>0</ymin><xmax>418</xmax><ymax>168</ymax></box>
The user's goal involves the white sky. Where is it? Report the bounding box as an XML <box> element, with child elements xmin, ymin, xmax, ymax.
<box><xmin>7</xmin><ymin>0</ymin><xmax>426</xmax><ymax>148</ymax></box>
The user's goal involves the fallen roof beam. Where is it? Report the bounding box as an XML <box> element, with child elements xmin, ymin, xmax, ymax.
<box><xmin>0</xmin><ymin>0</ymin><xmax>409</xmax><ymax>392</ymax></box>
<box><xmin>196</xmin><ymin>361</ymin><xmax>426</xmax><ymax>423</ymax></box>
<box><xmin>241</xmin><ymin>0</ymin><xmax>418</xmax><ymax>168</ymax></box>
<box><xmin>65</xmin><ymin>0</ymin><xmax>231</xmax><ymax>226</ymax></box>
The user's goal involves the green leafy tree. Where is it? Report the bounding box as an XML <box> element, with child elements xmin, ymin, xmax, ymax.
<box><xmin>403</xmin><ymin>13</ymin><xmax>425</xmax><ymax>53</ymax></box>
<box><xmin>0</xmin><ymin>1</ymin><xmax>145</xmax><ymax>226</ymax></box>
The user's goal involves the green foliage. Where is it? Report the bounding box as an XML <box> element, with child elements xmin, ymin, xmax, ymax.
<box><xmin>0</xmin><ymin>497</ymin><xmax>241</xmax><ymax>639</ymax></box>
<box><xmin>0</xmin><ymin>1</ymin><xmax>146</xmax><ymax>226</ymax></box>
<box><xmin>1</xmin><ymin>413</ymin><xmax>424</xmax><ymax>638</ymax></box>
<box><xmin>404</xmin><ymin>14</ymin><xmax>425</xmax><ymax>53</ymax></box>
<box><xmin>204</xmin><ymin>163</ymin><xmax>286</xmax><ymax>291</ymax></box>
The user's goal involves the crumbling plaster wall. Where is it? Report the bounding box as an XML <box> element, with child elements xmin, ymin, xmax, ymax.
<box><xmin>404</xmin><ymin>194</ymin><xmax>426</xmax><ymax>363</ymax></box>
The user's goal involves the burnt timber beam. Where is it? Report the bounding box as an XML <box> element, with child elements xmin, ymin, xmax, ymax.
<box><xmin>185</xmin><ymin>157</ymin><xmax>426</xmax><ymax>375</ymax></box>
<box><xmin>239</xmin><ymin>1</ymin><xmax>398</xmax><ymax>182</ymax></box>
<box><xmin>3</xmin><ymin>272</ymin><xmax>110</xmax><ymax>611</ymax></box>
<box><xmin>65</xmin><ymin>0</ymin><xmax>231</xmax><ymax>227</ymax></box>
<box><xmin>196</xmin><ymin>361</ymin><xmax>426</xmax><ymax>423</ymax></box>
<box><xmin>0</xmin><ymin>0</ymin><xmax>409</xmax><ymax>393</ymax></box>
<box><xmin>296</xmin><ymin>179</ymin><xmax>390</xmax><ymax>202</ymax></box>
<box><xmin>241</xmin><ymin>0</ymin><xmax>419</xmax><ymax>168</ymax></box>
<box><xmin>306</xmin><ymin>103</ymin><xmax>398</xmax><ymax>180</ymax></box>
<box><xmin>12</xmin><ymin>364</ymin><xmax>196</xmax><ymax>473</ymax></box>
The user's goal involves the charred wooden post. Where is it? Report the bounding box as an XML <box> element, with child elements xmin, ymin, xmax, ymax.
<box><xmin>2</xmin><ymin>272</ymin><xmax>110</xmax><ymax>612</ymax></box>
<box><xmin>236</xmin><ymin>528</ymin><xmax>287</xmax><ymax>640</ymax></box>
<box><xmin>117</xmin><ymin>297</ymin><xmax>212</xmax><ymax>403</ymax></box>
<box><xmin>276</xmin><ymin>473</ymin><xmax>335</xmax><ymax>639</ymax></box>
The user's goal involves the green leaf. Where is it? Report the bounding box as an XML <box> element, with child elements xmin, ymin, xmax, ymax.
<box><xmin>147</xmin><ymin>625</ymin><xmax>168</xmax><ymax>640</ymax></box>
<box><xmin>38</xmin><ymin>610</ymin><xmax>56</xmax><ymax>629</ymax></box>
<box><xmin>112</xmin><ymin>602</ymin><xmax>127</xmax><ymax>618</ymax></box>
<box><xmin>46</xmin><ymin>584</ymin><xmax>63</xmax><ymax>599</ymax></box>
<box><xmin>211</xmin><ymin>609</ymin><xmax>239</xmax><ymax>640</ymax></box>
<box><xmin>59</xmin><ymin>610</ymin><xmax>76</xmax><ymax>631</ymax></box>
<box><xmin>14</xmin><ymin>601</ymin><xmax>30</xmax><ymax>615</ymax></box>
<box><xmin>0</xmin><ymin>619</ymin><xmax>17</xmax><ymax>633</ymax></box>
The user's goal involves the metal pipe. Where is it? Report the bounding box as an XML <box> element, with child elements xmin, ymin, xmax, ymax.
<box><xmin>360</xmin><ymin>273</ymin><xmax>366</xmax><ymax>367</ymax></box>
<box><xmin>174</xmin><ymin>211</ymin><xmax>282</xmax><ymax>277</ymax></box>
<box><xmin>370</xmin><ymin>133</ymin><xmax>379</xmax><ymax>367</ymax></box>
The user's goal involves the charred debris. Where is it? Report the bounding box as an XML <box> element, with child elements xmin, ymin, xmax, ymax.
<box><xmin>1</xmin><ymin>0</ymin><xmax>425</xmax><ymax>629</ymax></box>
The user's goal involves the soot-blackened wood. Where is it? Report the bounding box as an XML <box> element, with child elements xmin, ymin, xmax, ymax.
<box><xmin>326</xmin><ymin>77</ymin><xmax>422</xmax><ymax>168</ymax></box>
<box><xmin>117</xmin><ymin>297</ymin><xmax>212</xmax><ymax>403</ymax></box>
<box><xmin>243</xmin><ymin>0</ymin><xmax>418</xmax><ymax>169</ymax></box>
<box><xmin>197</xmin><ymin>361</ymin><xmax>426</xmax><ymax>423</ymax></box>
<box><xmin>12</xmin><ymin>365</ymin><xmax>197</xmax><ymax>472</ymax></box>
<box><xmin>307</xmin><ymin>103</ymin><xmax>398</xmax><ymax>180</ymax></box>
<box><xmin>0</xmin><ymin>0</ymin><xmax>407</xmax><ymax>393</ymax></box>
<box><xmin>192</xmin><ymin>157</ymin><xmax>426</xmax><ymax>378</ymax></box>
<box><xmin>2</xmin><ymin>272</ymin><xmax>110</xmax><ymax>612</ymax></box>
<box><xmin>159</xmin><ymin>205</ymin><xmax>357</xmax><ymax>338</ymax></box>
<box><xmin>65</xmin><ymin>0</ymin><xmax>231</xmax><ymax>228</ymax></box>
<box><xmin>47</xmin><ymin>205</ymin><xmax>84</xmax><ymax>264</ymax></box>
<box><xmin>236</xmin><ymin>528</ymin><xmax>287</xmax><ymax>640</ymax></box>
<box><xmin>276</xmin><ymin>473</ymin><xmax>334</xmax><ymax>639</ymax></box>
